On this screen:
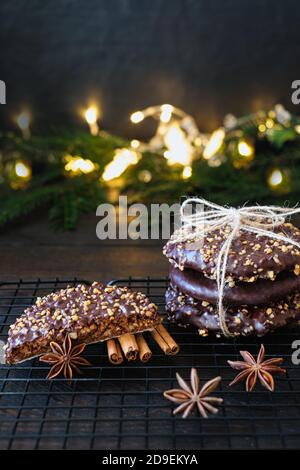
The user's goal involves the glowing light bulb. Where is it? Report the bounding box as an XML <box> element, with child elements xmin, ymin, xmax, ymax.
<box><xmin>130</xmin><ymin>139</ymin><xmax>140</xmax><ymax>149</ymax></box>
<box><xmin>138</xmin><ymin>170</ymin><xmax>152</xmax><ymax>183</ymax></box>
<box><xmin>203</xmin><ymin>128</ymin><xmax>225</xmax><ymax>159</ymax></box>
<box><xmin>182</xmin><ymin>166</ymin><xmax>192</xmax><ymax>179</ymax></box>
<box><xmin>194</xmin><ymin>136</ymin><xmax>202</xmax><ymax>147</ymax></box>
<box><xmin>15</xmin><ymin>161</ymin><xmax>31</xmax><ymax>179</ymax></box>
<box><xmin>238</xmin><ymin>140</ymin><xmax>254</xmax><ymax>157</ymax></box>
<box><xmin>102</xmin><ymin>149</ymin><xmax>139</xmax><ymax>181</ymax></box>
<box><xmin>268</xmin><ymin>169</ymin><xmax>283</xmax><ymax>187</ymax></box>
<box><xmin>16</xmin><ymin>112</ymin><xmax>31</xmax><ymax>139</ymax></box>
<box><xmin>130</xmin><ymin>111</ymin><xmax>144</xmax><ymax>124</ymax></box>
<box><xmin>84</xmin><ymin>106</ymin><xmax>99</xmax><ymax>135</ymax></box>
<box><xmin>85</xmin><ymin>107</ymin><xmax>97</xmax><ymax>125</ymax></box>
<box><xmin>163</xmin><ymin>122</ymin><xmax>193</xmax><ymax>166</ymax></box>
<box><xmin>268</xmin><ymin>110</ymin><xmax>276</xmax><ymax>119</ymax></box>
<box><xmin>64</xmin><ymin>155</ymin><xmax>96</xmax><ymax>175</ymax></box>
<box><xmin>265</xmin><ymin>118</ymin><xmax>274</xmax><ymax>129</ymax></box>
<box><xmin>160</xmin><ymin>104</ymin><xmax>174</xmax><ymax>123</ymax></box>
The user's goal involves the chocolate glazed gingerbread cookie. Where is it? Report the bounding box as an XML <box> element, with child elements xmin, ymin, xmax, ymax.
<box><xmin>170</xmin><ymin>266</ymin><xmax>300</xmax><ymax>306</ymax></box>
<box><xmin>166</xmin><ymin>284</ymin><xmax>300</xmax><ymax>337</ymax></box>
<box><xmin>164</xmin><ymin>223</ymin><xmax>300</xmax><ymax>282</ymax></box>
<box><xmin>164</xmin><ymin>197</ymin><xmax>300</xmax><ymax>337</ymax></box>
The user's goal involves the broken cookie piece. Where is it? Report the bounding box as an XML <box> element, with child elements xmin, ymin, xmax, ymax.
<box><xmin>4</xmin><ymin>282</ymin><xmax>162</xmax><ymax>364</ymax></box>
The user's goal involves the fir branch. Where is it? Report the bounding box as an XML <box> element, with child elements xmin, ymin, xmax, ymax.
<box><xmin>48</xmin><ymin>178</ymin><xmax>106</xmax><ymax>230</ymax></box>
<box><xmin>48</xmin><ymin>192</ymin><xmax>79</xmax><ymax>230</ymax></box>
<box><xmin>0</xmin><ymin>186</ymin><xmax>58</xmax><ymax>228</ymax></box>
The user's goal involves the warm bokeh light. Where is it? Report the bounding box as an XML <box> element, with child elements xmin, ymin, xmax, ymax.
<box><xmin>129</xmin><ymin>104</ymin><xmax>201</xmax><ymax>169</ymax></box>
<box><xmin>160</xmin><ymin>104</ymin><xmax>174</xmax><ymax>123</ymax></box>
<box><xmin>238</xmin><ymin>140</ymin><xmax>254</xmax><ymax>157</ymax></box>
<box><xmin>64</xmin><ymin>155</ymin><xmax>96</xmax><ymax>175</ymax></box>
<box><xmin>182</xmin><ymin>166</ymin><xmax>192</xmax><ymax>179</ymax></box>
<box><xmin>130</xmin><ymin>139</ymin><xmax>140</xmax><ymax>149</ymax></box>
<box><xmin>194</xmin><ymin>136</ymin><xmax>202</xmax><ymax>147</ymax></box>
<box><xmin>268</xmin><ymin>169</ymin><xmax>283</xmax><ymax>187</ymax></box>
<box><xmin>163</xmin><ymin>122</ymin><xmax>193</xmax><ymax>166</ymax></box>
<box><xmin>268</xmin><ymin>110</ymin><xmax>276</xmax><ymax>119</ymax></box>
<box><xmin>265</xmin><ymin>118</ymin><xmax>274</xmax><ymax>129</ymax></box>
<box><xmin>16</xmin><ymin>111</ymin><xmax>31</xmax><ymax>138</ymax></box>
<box><xmin>84</xmin><ymin>106</ymin><xmax>98</xmax><ymax>125</ymax></box>
<box><xmin>16</xmin><ymin>112</ymin><xmax>30</xmax><ymax>130</ymax></box>
<box><xmin>102</xmin><ymin>149</ymin><xmax>139</xmax><ymax>181</ymax></box>
<box><xmin>130</xmin><ymin>111</ymin><xmax>145</xmax><ymax>124</ymax></box>
<box><xmin>15</xmin><ymin>161</ymin><xmax>31</xmax><ymax>179</ymax></box>
<box><xmin>138</xmin><ymin>170</ymin><xmax>152</xmax><ymax>183</ymax></box>
<box><xmin>84</xmin><ymin>106</ymin><xmax>99</xmax><ymax>135</ymax></box>
<box><xmin>203</xmin><ymin>128</ymin><xmax>225</xmax><ymax>159</ymax></box>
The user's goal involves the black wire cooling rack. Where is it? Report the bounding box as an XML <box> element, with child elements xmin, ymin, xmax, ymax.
<box><xmin>0</xmin><ymin>277</ymin><xmax>300</xmax><ymax>450</ymax></box>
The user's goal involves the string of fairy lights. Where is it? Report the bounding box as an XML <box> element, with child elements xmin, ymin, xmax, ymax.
<box><xmin>10</xmin><ymin>101</ymin><xmax>300</xmax><ymax>192</ymax></box>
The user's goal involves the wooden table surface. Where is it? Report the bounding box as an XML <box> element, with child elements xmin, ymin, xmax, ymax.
<box><xmin>2</xmin><ymin>212</ymin><xmax>300</xmax><ymax>283</ymax></box>
<box><xmin>0</xmin><ymin>213</ymin><xmax>169</xmax><ymax>282</ymax></box>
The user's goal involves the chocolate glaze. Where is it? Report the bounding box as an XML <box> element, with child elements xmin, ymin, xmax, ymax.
<box><xmin>170</xmin><ymin>266</ymin><xmax>300</xmax><ymax>306</ymax></box>
<box><xmin>163</xmin><ymin>222</ymin><xmax>300</xmax><ymax>281</ymax></box>
<box><xmin>5</xmin><ymin>282</ymin><xmax>161</xmax><ymax>364</ymax></box>
<box><xmin>166</xmin><ymin>284</ymin><xmax>300</xmax><ymax>337</ymax></box>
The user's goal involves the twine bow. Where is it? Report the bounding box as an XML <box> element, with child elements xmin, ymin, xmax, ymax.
<box><xmin>175</xmin><ymin>197</ymin><xmax>300</xmax><ymax>337</ymax></box>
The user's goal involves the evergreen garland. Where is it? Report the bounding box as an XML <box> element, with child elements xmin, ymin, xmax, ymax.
<box><xmin>1</xmin><ymin>107</ymin><xmax>300</xmax><ymax>230</ymax></box>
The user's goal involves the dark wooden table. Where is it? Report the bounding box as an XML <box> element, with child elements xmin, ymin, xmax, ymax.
<box><xmin>2</xmin><ymin>212</ymin><xmax>300</xmax><ymax>282</ymax></box>
<box><xmin>0</xmin><ymin>213</ymin><xmax>169</xmax><ymax>282</ymax></box>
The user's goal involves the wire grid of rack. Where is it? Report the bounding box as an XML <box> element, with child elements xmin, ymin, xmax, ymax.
<box><xmin>0</xmin><ymin>277</ymin><xmax>300</xmax><ymax>450</ymax></box>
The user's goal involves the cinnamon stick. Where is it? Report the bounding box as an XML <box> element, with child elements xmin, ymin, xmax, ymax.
<box><xmin>151</xmin><ymin>324</ymin><xmax>180</xmax><ymax>355</ymax></box>
<box><xmin>118</xmin><ymin>334</ymin><xmax>138</xmax><ymax>361</ymax></box>
<box><xmin>107</xmin><ymin>339</ymin><xmax>123</xmax><ymax>365</ymax></box>
<box><xmin>136</xmin><ymin>334</ymin><xmax>152</xmax><ymax>362</ymax></box>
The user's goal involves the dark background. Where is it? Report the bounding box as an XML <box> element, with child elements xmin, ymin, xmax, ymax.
<box><xmin>0</xmin><ymin>0</ymin><xmax>300</xmax><ymax>138</ymax></box>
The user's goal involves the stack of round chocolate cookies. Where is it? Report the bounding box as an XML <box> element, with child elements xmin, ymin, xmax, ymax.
<box><xmin>163</xmin><ymin>222</ymin><xmax>300</xmax><ymax>337</ymax></box>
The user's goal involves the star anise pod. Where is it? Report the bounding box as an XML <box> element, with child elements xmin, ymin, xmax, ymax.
<box><xmin>228</xmin><ymin>344</ymin><xmax>286</xmax><ymax>392</ymax></box>
<box><xmin>163</xmin><ymin>368</ymin><xmax>223</xmax><ymax>418</ymax></box>
<box><xmin>39</xmin><ymin>334</ymin><xmax>91</xmax><ymax>380</ymax></box>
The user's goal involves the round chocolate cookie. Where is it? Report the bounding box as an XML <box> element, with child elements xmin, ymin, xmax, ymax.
<box><xmin>170</xmin><ymin>266</ymin><xmax>300</xmax><ymax>306</ymax></box>
<box><xmin>165</xmin><ymin>284</ymin><xmax>300</xmax><ymax>337</ymax></box>
<box><xmin>163</xmin><ymin>222</ymin><xmax>300</xmax><ymax>282</ymax></box>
